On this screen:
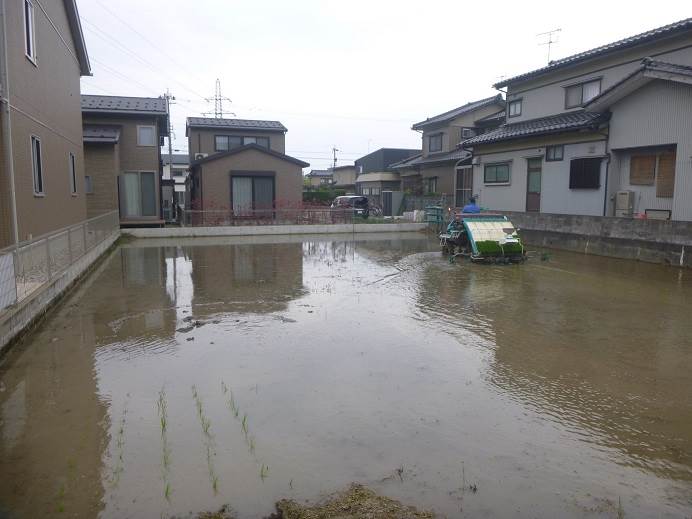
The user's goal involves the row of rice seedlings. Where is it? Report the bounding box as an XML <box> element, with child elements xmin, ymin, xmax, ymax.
<box><xmin>110</xmin><ymin>398</ymin><xmax>129</xmax><ymax>487</ymax></box>
<box><xmin>221</xmin><ymin>380</ymin><xmax>269</xmax><ymax>481</ymax></box>
<box><xmin>192</xmin><ymin>385</ymin><xmax>219</xmax><ymax>495</ymax></box>
<box><xmin>157</xmin><ymin>388</ymin><xmax>172</xmax><ymax>501</ymax></box>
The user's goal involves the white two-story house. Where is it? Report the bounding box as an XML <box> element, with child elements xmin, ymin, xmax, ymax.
<box><xmin>463</xmin><ymin>18</ymin><xmax>692</xmax><ymax>221</ymax></box>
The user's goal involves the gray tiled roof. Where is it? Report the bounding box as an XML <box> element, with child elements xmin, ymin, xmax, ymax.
<box><xmin>412</xmin><ymin>95</ymin><xmax>505</xmax><ymax>130</ymax></box>
<box><xmin>82</xmin><ymin>125</ymin><xmax>120</xmax><ymax>143</ymax></box>
<box><xmin>391</xmin><ymin>148</ymin><xmax>470</xmax><ymax>168</ymax></box>
<box><xmin>462</xmin><ymin>111</ymin><xmax>607</xmax><ymax>147</ymax></box>
<box><xmin>496</xmin><ymin>17</ymin><xmax>692</xmax><ymax>87</ymax></box>
<box><xmin>186</xmin><ymin>117</ymin><xmax>287</xmax><ymax>132</ymax></box>
<box><xmin>162</xmin><ymin>154</ymin><xmax>190</xmax><ymax>166</ymax></box>
<box><xmin>81</xmin><ymin>95</ymin><xmax>167</xmax><ymax>114</ymax></box>
<box><xmin>475</xmin><ymin>109</ymin><xmax>506</xmax><ymax>124</ymax></box>
<box><xmin>306</xmin><ymin>169</ymin><xmax>332</xmax><ymax>177</ymax></box>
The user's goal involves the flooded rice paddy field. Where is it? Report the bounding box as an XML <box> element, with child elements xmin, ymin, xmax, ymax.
<box><xmin>0</xmin><ymin>233</ymin><xmax>691</xmax><ymax>518</ymax></box>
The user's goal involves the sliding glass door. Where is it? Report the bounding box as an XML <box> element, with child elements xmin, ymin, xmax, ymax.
<box><xmin>231</xmin><ymin>176</ymin><xmax>274</xmax><ymax>216</ymax></box>
<box><xmin>119</xmin><ymin>171</ymin><xmax>157</xmax><ymax>218</ymax></box>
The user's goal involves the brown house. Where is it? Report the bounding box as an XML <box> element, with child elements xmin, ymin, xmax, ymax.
<box><xmin>393</xmin><ymin>95</ymin><xmax>505</xmax><ymax>206</ymax></box>
<box><xmin>81</xmin><ymin>95</ymin><xmax>169</xmax><ymax>226</ymax></box>
<box><xmin>186</xmin><ymin>117</ymin><xmax>308</xmax><ymax>215</ymax></box>
<box><xmin>0</xmin><ymin>0</ymin><xmax>91</xmax><ymax>247</ymax></box>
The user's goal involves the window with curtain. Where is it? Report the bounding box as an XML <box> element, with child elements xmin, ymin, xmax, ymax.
<box><xmin>508</xmin><ymin>99</ymin><xmax>522</xmax><ymax>117</ymax></box>
<box><xmin>484</xmin><ymin>163</ymin><xmax>510</xmax><ymax>184</ymax></box>
<box><xmin>565</xmin><ymin>79</ymin><xmax>601</xmax><ymax>108</ymax></box>
<box><xmin>428</xmin><ymin>133</ymin><xmax>442</xmax><ymax>153</ymax></box>
<box><xmin>232</xmin><ymin>176</ymin><xmax>275</xmax><ymax>216</ymax></box>
<box><xmin>546</xmin><ymin>145</ymin><xmax>564</xmax><ymax>161</ymax></box>
<box><xmin>119</xmin><ymin>171</ymin><xmax>157</xmax><ymax>217</ymax></box>
<box><xmin>137</xmin><ymin>126</ymin><xmax>156</xmax><ymax>146</ymax></box>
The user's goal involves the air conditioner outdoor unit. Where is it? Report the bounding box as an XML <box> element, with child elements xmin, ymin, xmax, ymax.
<box><xmin>615</xmin><ymin>190</ymin><xmax>635</xmax><ymax>217</ymax></box>
<box><xmin>194</xmin><ymin>153</ymin><xmax>208</xmax><ymax>161</ymax></box>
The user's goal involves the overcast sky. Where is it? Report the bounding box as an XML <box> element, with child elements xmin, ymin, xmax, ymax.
<box><xmin>79</xmin><ymin>1</ymin><xmax>690</xmax><ymax>171</ymax></box>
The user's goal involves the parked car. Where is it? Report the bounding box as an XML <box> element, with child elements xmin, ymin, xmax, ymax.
<box><xmin>331</xmin><ymin>196</ymin><xmax>369</xmax><ymax>218</ymax></box>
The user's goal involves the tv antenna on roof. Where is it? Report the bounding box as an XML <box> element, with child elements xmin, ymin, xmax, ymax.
<box><xmin>537</xmin><ymin>28</ymin><xmax>561</xmax><ymax>63</ymax></box>
<box><xmin>203</xmin><ymin>79</ymin><xmax>235</xmax><ymax>118</ymax></box>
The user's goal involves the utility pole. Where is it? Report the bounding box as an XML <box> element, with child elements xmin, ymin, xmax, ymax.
<box><xmin>203</xmin><ymin>79</ymin><xmax>234</xmax><ymax>118</ymax></box>
<box><xmin>537</xmin><ymin>28</ymin><xmax>561</xmax><ymax>63</ymax></box>
<box><xmin>332</xmin><ymin>146</ymin><xmax>339</xmax><ymax>170</ymax></box>
<box><xmin>162</xmin><ymin>89</ymin><xmax>176</xmax><ymax>218</ymax></box>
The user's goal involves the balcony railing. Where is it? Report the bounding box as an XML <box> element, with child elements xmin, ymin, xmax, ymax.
<box><xmin>0</xmin><ymin>210</ymin><xmax>120</xmax><ymax>310</ymax></box>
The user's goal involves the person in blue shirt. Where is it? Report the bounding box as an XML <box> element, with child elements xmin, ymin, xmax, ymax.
<box><xmin>462</xmin><ymin>197</ymin><xmax>481</xmax><ymax>214</ymax></box>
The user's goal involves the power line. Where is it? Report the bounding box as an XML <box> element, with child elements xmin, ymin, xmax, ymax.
<box><xmin>81</xmin><ymin>18</ymin><xmax>208</xmax><ymax>102</ymax></box>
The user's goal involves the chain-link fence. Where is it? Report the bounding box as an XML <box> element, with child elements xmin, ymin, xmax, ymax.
<box><xmin>179</xmin><ymin>208</ymin><xmax>358</xmax><ymax>227</ymax></box>
<box><xmin>0</xmin><ymin>210</ymin><xmax>119</xmax><ymax>310</ymax></box>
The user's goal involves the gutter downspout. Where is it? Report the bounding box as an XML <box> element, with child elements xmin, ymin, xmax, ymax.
<box><xmin>600</xmin><ymin>123</ymin><xmax>611</xmax><ymax>217</ymax></box>
<box><xmin>0</xmin><ymin>0</ymin><xmax>20</xmax><ymax>248</ymax></box>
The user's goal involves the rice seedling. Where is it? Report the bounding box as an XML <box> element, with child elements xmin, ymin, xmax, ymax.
<box><xmin>260</xmin><ymin>464</ymin><xmax>269</xmax><ymax>480</ymax></box>
<box><xmin>111</xmin><ymin>400</ymin><xmax>128</xmax><ymax>486</ymax></box>
<box><xmin>241</xmin><ymin>414</ymin><xmax>248</xmax><ymax>435</ymax></box>
<box><xmin>249</xmin><ymin>436</ymin><xmax>256</xmax><ymax>453</ymax></box>
<box><xmin>158</xmin><ymin>388</ymin><xmax>173</xmax><ymax>498</ymax></box>
<box><xmin>193</xmin><ymin>386</ymin><xmax>219</xmax><ymax>494</ymax></box>
<box><xmin>164</xmin><ymin>482</ymin><xmax>172</xmax><ymax>501</ymax></box>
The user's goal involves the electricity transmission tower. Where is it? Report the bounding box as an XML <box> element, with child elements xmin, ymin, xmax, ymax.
<box><xmin>203</xmin><ymin>79</ymin><xmax>235</xmax><ymax>118</ymax></box>
<box><xmin>537</xmin><ymin>28</ymin><xmax>561</xmax><ymax>63</ymax></box>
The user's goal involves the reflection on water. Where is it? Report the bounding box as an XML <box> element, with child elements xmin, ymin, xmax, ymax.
<box><xmin>0</xmin><ymin>234</ymin><xmax>691</xmax><ymax>518</ymax></box>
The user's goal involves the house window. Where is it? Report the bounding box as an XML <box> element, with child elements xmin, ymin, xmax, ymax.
<box><xmin>371</xmin><ymin>187</ymin><xmax>381</xmax><ymax>196</ymax></box>
<box><xmin>137</xmin><ymin>126</ymin><xmax>156</xmax><ymax>147</ymax></box>
<box><xmin>31</xmin><ymin>135</ymin><xmax>43</xmax><ymax>194</ymax></box>
<box><xmin>119</xmin><ymin>171</ymin><xmax>157</xmax><ymax>217</ymax></box>
<box><xmin>546</xmin><ymin>145</ymin><xmax>564</xmax><ymax>162</ymax></box>
<box><xmin>508</xmin><ymin>99</ymin><xmax>522</xmax><ymax>118</ymax></box>
<box><xmin>243</xmin><ymin>136</ymin><xmax>270</xmax><ymax>148</ymax></box>
<box><xmin>85</xmin><ymin>176</ymin><xmax>93</xmax><ymax>194</ymax></box>
<box><xmin>484</xmin><ymin>163</ymin><xmax>510</xmax><ymax>184</ymax></box>
<box><xmin>231</xmin><ymin>176</ymin><xmax>274</xmax><ymax>215</ymax></box>
<box><xmin>68</xmin><ymin>152</ymin><xmax>77</xmax><ymax>194</ymax></box>
<box><xmin>461</xmin><ymin>128</ymin><xmax>475</xmax><ymax>140</ymax></box>
<box><xmin>565</xmin><ymin>79</ymin><xmax>602</xmax><ymax>108</ymax></box>
<box><xmin>425</xmin><ymin>177</ymin><xmax>438</xmax><ymax>194</ymax></box>
<box><xmin>569</xmin><ymin>158</ymin><xmax>601</xmax><ymax>189</ymax></box>
<box><xmin>362</xmin><ymin>187</ymin><xmax>370</xmax><ymax>195</ymax></box>
<box><xmin>428</xmin><ymin>133</ymin><xmax>442</xmax><ymax>153</ymax></box>
<box><xmin>215</xmin><ymin>135</ymin><xmax>242</xmax><ymax>151</ymax></box>
<box><xmin>24</xmin><ymin>0</ymin><xmax>36</xmax><ymax>62</ymax></box>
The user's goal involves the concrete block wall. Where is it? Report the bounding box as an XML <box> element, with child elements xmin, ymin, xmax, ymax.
<box><xmin>504</xmin><ymin>211</ymin><xmax>692</xmax><ymax>267</ymax></box>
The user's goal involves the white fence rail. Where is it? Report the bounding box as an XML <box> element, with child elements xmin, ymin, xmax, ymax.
<box><xmin>0</xmin><ymin>211</ymin><xmax>119</xmax><ymax>310</ymax></box>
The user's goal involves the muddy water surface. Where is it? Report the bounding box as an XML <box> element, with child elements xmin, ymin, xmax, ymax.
<box><xmin>0</xmin><ymin>233</ymin><xmax>691</xmax><ymax>518</ymax></box>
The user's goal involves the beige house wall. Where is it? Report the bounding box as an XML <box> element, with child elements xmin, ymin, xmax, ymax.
<box><xmin>1</xmin><ymin>0</ymin><xmax>87</xmax><ymax>242</ymax></box>
<box><xmin>419</xmin><ymin>164</ymin><xmax>456</xmax><ymax>195</ymax></box>
<box><xmin>188</xmin><ymin>128</ymin><xmax>286</xmax><ymax>156</ymax></box>
<box><xmin>196</xmin><ymin>148</ymin><xmax>303</xmax><ymax>210</ymax></box>
<box><xmin>84</xmin><ymin>142</ymin><xmax>120</xmax><ymax>218</ymax></box>
<box><xmin>82</xmin><ymin>115</ymin><xmax>163</xmax><ymax>223</ymax></box>
<box><xmin>421</xmin><ymin>101</ymin><xmax>505</xmax><ymax>157</ymax></box>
